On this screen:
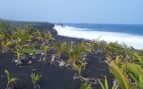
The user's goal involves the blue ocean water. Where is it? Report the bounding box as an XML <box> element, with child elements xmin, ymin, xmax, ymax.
<box><xmin>64</xmin><ymin>23</ymin><xmax>143</xmax><ymax>36</ymax></box>
<box><xmin>54</xmin><ymin>23</ymin><xmax>143</xmax><ymax>49</ymax></box>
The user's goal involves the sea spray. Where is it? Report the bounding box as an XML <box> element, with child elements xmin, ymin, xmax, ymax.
<box><xmin>54</xmin><ymin>25</ymin><xmax>143</xmax><ymax>49</ymax></box>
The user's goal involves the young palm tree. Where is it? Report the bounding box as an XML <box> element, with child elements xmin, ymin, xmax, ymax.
<box><xmin>68</xmin><ymin>44</ymin><xmax>82</xmax><ymax>64</ymax></box>
<box><xmin>4</xmin><ymin>69</ymin><xmax>17</xmax><ymax>89</ymax></box>
<box><xmin>0</xmin><ymin>33</ymin><xmax>6</xmax><ymax>53</ymax></box>
<box><xmin>43</xmin><ymin>32</ymin><xmax>53</xmax><ymax>44</ymax></box>
<box><xmin>125</xmin><ymin>63</ymin><xmax>143</xmax><ymax>89</ymax></box>
<box><xmin>34</xmin><ymin>30</ymin><xmax>42</xmax><ymax>41</ymax></box>
<box><xmin>90</xmin><ymin>40</ymin><xmax>97</xmax><ymax>53</ymax></box>
<box><xmin>55</xmin><ymin>41</ymin><xmax>63</xmax><ymax>59</ymax></box>
<box><xmin>105</xmin><ymin>56</ymin><xmax>139</xmax><ymax>89</ymax></box>
<box><xmin>63</xmin><ymin>41</ymin><xmax>72</xmax><ymax>56</ymax></box>
<box><xmin>14</xmin><ymin>44</ymin><xmax>24</xmax><ymax>65</ymax></box>
<box><xmin>40</xmin><ymin>45</ymin><xmax>49</xmax><ymax>62</ymax></box>
<box><xmin>1</xmin><ymin>39</ymin><xmax>13</xmax><ymax>53</ymax></box>
<box><xmin>14</xmin><ymin>27</ymin><xmax>33</xmax><ymax>46</ymax></box>
<box><xmin>72</xmin><ymin>60</ymin><xmax>87</xmax><ymax>75</ymax></box>
<box><xmin>80</xmin><ymin>82</ymin><xmax>92</xmax><ymax>89</ymax></box>
<box><xmin>31</xmin><ymin>73</ymin><xmax>42</xmax><ymax>89</ymax></box>
<box><xmin>98</xmin><ymin>76</ymin><xmax>111</xmax><ymax>89</ymax></box>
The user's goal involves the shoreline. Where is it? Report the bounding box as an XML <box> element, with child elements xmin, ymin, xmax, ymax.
<box><xmin>54</xmin><ymin>24</ymin><xmax>143</xmax><ymax>50</ymax></box>
<box><xmin>0</xmin><ymin>21</ymin><xmax>142</xmax><ymax>89</ymax></box>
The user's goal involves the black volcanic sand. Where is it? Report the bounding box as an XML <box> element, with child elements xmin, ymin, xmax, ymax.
<box><xmin>0</xmin><ymin>23</ymin><xmax>113</xmax><ymax>89</ymax></box>
<box><xmin>0</xmin><ymin>41</ymin><xmax>113</xmax><ymax>89</ymax></box>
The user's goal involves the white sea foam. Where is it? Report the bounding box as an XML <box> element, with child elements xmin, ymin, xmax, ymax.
<box><xmin>54</xmin><ymin>25</ymin><xmax>143</xmax><ymax>49</ymax></box>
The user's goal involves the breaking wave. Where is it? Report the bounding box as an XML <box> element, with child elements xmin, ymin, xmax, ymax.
<box><xmin>54</xmin><ymin>25</ymin><xmax>143</xmax><ymax>49</ymax></box>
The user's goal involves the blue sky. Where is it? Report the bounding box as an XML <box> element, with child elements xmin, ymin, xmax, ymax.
<box><xmin>0</xmin><ymin>0</ymin><xmax>143</xmax><ymax>24</ymax></box>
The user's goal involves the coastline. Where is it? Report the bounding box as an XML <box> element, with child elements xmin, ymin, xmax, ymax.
<box><xmin>0</xmin><ymin>21</ymin><xmax>112</xmax><ymax>89</ymax></box>
<box><xmin>0</xmin><ymin>21</ymin><xmax>141</xmax><ymax>89</ymax></box>
<box><xmin>54</xmin><ymin>24</ymin><xmax>143</xmax><ymax>50</ymax></box>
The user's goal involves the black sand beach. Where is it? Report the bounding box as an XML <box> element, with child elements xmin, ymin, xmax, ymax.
<box><xmin>0</xmin><ymin>22</ymin><xmax>113</xmax><ymax>89</ymax></box>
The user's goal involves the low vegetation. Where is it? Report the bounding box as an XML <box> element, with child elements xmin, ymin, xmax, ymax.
<box><xmin>0</xmin><ymin>20</ymin><xmax>143</xmax><ymax>89</ymax></box>
<box><xmin>31</xmin><ymin>73</ymin><xmax>42</xmax><ymax>89</ymax></box>
<box><xmin>80</xmin><ymin>82</ymin><xmax>92</xmax><ymax>89</ymax></box>
<box><xmin>4</xmin><ymin>69</ymin><xmax>17</xmax><ymax>89</ymax></box>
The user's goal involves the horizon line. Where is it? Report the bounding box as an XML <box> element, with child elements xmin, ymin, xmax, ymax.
<box><xmin>1</xmin><ymin>18</ymin><xmax>143</xmax><ymax>26</ymax></box>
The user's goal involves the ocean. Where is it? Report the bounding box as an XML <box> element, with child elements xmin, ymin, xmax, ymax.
<box><xmin>54</xmin><ymin>23</ymin><xmax>143</xmax><ymax>49</ymax></box>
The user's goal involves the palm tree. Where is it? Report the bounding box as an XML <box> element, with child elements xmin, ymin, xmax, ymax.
<box><xmin>55</xmin><ymin>41</ymin><xmax>63</xmax><ymax>59</ymax></box>
<box><xmin>72</xmin><ymin>60</ymin><xmax>87</xmax><ymax>75</ymax></box>
<box><xmin>4</xmin><ymin>69</ymin><xmax>17</xmax><ymax>89</ymax></box>
<box><xmin>63</xmin><ymin>41</ymin><xmax>72</xmax><ymax>56</ymax></box>
<box><xmin>40</xmin><ymin>45</ymin><xmax>49</xmax><ymax>62</ymax></box>
<box><xmin>14</xmin><ymin>44</ymin><xmax>24</xmax><ymax>65</ymax></box>
<box><xmin>105</xmin><ymin>42</ymin><xmax>123</xmax><ymax>57</ymax></box>
<box><xmin>14</xmin><ymin>26</ymin><xmax>34</xmax><ymax>45</ymax></box>
<box><xmin>0</xmin><ymin>32</ymin><xmax>14</xmax><ymax>53</ymax></box>
<box><xmin>80</xmin><ymin>82</ymin><xmax>92</xmax><ymax>89</ymax></box>
<box><xmin>90</xmin><ymin>40</ymin><xmax>97</xmax><ymax>53</ymax></box>
<box><xmin>105</xmin><ymin>58</ymin><xmax>131</xmax><ymax>89</ymax></box>
<box><xmin>43</xmin><ymin>31</ymin><xmax>53</xmax><ymax>44</ymax></box>
<box><xmin>31</xmin><ymin>73</ymin><xmax>42</xmax><ymax>89</ymax></box>
<box><xmin>1</xmin><ymin>39</ymin><xmax>13</xmax><ymax>53</ymax></box>
<box><xmin>98</xmin><ymin>76</ymin><xmax>111</xmax><ymax>89</ymax></box>
<box><xmin>68</xmin><ymin>43</ymin><xmax>84</xmax><ymax>64</ymax></box>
